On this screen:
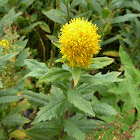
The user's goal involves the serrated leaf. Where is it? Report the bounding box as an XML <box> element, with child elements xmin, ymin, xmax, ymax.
<box><xmin>72</xmin><ymin>67</ymin><xmax>81</xmax><ymax>86</ymax></box>
<box><xmin>23</xmin><ymin>90</ymin><xmax>49</xmax><ymax>107</ymax></box>
<box><xmin>108</xmin><ymin>81</ymin><xmax>127</xmax><ymax>94</ymax></box>
<box><xmin>10</xmin><ymin>130</ymin><xmax>27</xmax><ymax>139</ymax></box>
<box><xmin>76</xmin><ymin>119</ymin><xmax>107</xmax><ymax>134</ymax></box>
<box><xmin>33</xmin><ymin>92</ymin><xmax>66</xmax><ymax>124</ymax></box>
<box><xmin>24</xmin><ymin>59</ymin><xmax>48</xmax><ymax>71</ymax></box>
<box><xmin>15</xmin><ymin>48</ymin><xmax>30</xmax><ymax>67</ymax></box>
<box><xmin>39</xmin><ymin>68</ymin><xmax>71</xmax><ymax>83</ymax></box>
<box><xmin>24</xmin><ymin>69</ymin><xmax>49</xmax><ymax>79</ymax></box>
<box><xmin>80</xmin><ymin>72</ymin><xmax>123</xmax><ymax>84</ymax></box>
<box><xmin>119</xmin><ymin>46</ymin><xmax>140</xmax><ymax>85</ymax></box>
<box><xmin>0</xmin><ymin>89</ymin><xmax>22</xmax><ymax>104</ymax></box>
<box><xmin>64</xmin><ymin>120</ymin><xmax>86</xmax><ymax>140</ymax></box>
<box><xmin>42</xmin><ymin>9</ymin><xmax>66</xmax><ymax>24</ymax></box>
<box><xmin>87</xmin><ymin>57</ymin><xmax>114</xmax><ymax>70</ymax></box>
<box><xmin>26</xmin><ymin>121</ymin><xmax>61</xmax><ymax>140</ymax></box>
<box><xmin>119</xmin><ymin>46</ymin><xmax>133</xmax><ymax>68</ymax></box>
<box><xmin>112</xmin><ymin>13</ymin><xmax>140</xmax><ymax>24</ymax></box>
<box><xmin>125</xmin><ymin>70</ymin><xmax>140</xmax><ymax>112</ymax></box>
<box><xmin>1</xmin><ymin>113</ymin><xmax>30</xmax><ymax>126</ymax></box>
<box><xmin>0</xmin><ymin>53</ymin><xmax>17</xmax><ymax>71</ymax></box>
<box><xmin>10</xmin><ymin>99</ymin><xmax>30</xmax><ymax>114</ymax></box>
<box><xmin>67</xmin><ymin>89</ymin><xmax>95</xmax><ymax>116</ymax></box>
<box><xmin>92</xmin><ymin>103</ymin><xmax>117</xmax><ymax>116</ymax></box>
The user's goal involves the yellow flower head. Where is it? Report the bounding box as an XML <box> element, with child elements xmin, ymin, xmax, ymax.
<box><xmin>0</xmin><ymin>39</ymin><xmax>10</xmax><ymax>48</ymax></box>
<box><xmin>58</xmin><ymin>18</ymin><xmax>101</xmax><ymax>68</ymax></box>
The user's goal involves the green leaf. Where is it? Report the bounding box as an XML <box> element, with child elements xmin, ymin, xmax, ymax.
<box><xmin>0</xmin><ymin>53</ymin><xmax>17</xmax><ymax>71</ymax></box>
<box><xmin>119</xmin><ymin>46</ymin><xmax>133</xmax><ymax>68</ymax></box>
<box><xmin>39</xmin><ymin>21</ymin><xmax>50</xmax><ymax>33</ymax></box>
<box><xmin>55</xmin><ymin>57</ymin><xmax>68</xmax><ymax>63</ymax></box>
<box><xmin>125</xmin><ymin>70</ymin><xmax>140</xmax><ymax>112</ymax></box>
<box><xmin>39</xmin><ymin>68</ymin><xmax>71</xmax><ymax>83</ymax></box>
<box><xmin>15</xmin><ymin>48</ymin><xmax>30</xmax><ymax>67</ymax></box>
<box><xmin>10</xmin><ymin>130</ymin><xmax>27</xmax><ymax>140</ymax></box>
<box><xmin>112</xmin><ymin>13</ymin><xmax>140</xmax><ymax>24</ymax></box>
<box><xmin>25</xmin><ymin>59</ymin><xmax>48</xmax><ymax>71</ymax></box>
<box><xmin>80</xmin><ymin>72</ymin><xmax>123</xmax><ymax>84</ymax></box>
<box><xmin>24</xmin><ymin>59</ymin><xmax>49</xmax><ymax>78</ymax></box>
<box><xmin>0</xmin><ymin>79</ymin><xmax>3</xmax><ymax>88</ymax></box>
<box><xmin>76</xmin><ymin>119</ymin><xmax>107</xmax><ymax>134</ymax></box>
<box><xmin>92</xmin><ymin>103</ymin><xmax>117</xmax><ymax>116</ymax></box>
<box><xmin>72</xmin><ymin>67</ymin><xmax>81</xmax><ymax>86</ymax></box>
<box><xmin>46</xmin><ymin>35</ymin><xmax>58</xmax><ymax>41</ymax></box>
<box><xmin>33</xmin><ymin>90</ymin><xmax>67</xmax><ymax>124</ymax></box>
<box><xmin>25</xmin><ymin>69</ymin><xmax>49</xmax><ymax>79</ymax></box>
<box><xmin>23</xmin><ymin>90</ymin><xmax>49</xmax><ymax>107</ymax></box>
<box><xmin>52</xmin><ymin>40</ymin><xmax>61</xmax><ymax>48</ymax></box>
<box><xmin>61</xmin><ymin>136</ymin><xmax>77</xmax><ymax>140</ymax></box>
<box><xmin>89</xmin><ymin>0</ymin><xmax>102</xmax><ymax>16</ymax></box>
<box><xmin>0</xmin><ymin>89</ymin><xmax>22</xmax><ymax>104</ymax></box>
<box><xmin>87</xmin><ymin>57</ymin><xmax>114</xmax><ymax>70</ymax></box>
<box><xmin>26</xmin><ymin>121</ymin><xmax>61</xmax><ymax>140</ymax></box>
<box><xmin>102</xmin><ymin>8</ymin><xmax>111</xmax><ymax>19</ymax></box>
<box><xmin>64</xmin><ymin>120</ymin><xmax>86</xmax><ymax>140</ymax></box>
<box><xmin>119</xmin><ymin>46</ymin><xmax>140</xmax><ymax>85</ymax></box>
<box><xmin>131</xmin><ymin>129</ymin><xmax>140</xmax><ymax>140</ymax></box>
<box><xmin>10</xmin><ymin>99</ymin><xmax>30</xmax><ymax>114</ymax></box>
<box><xmin>1</xmin><ymin>113</ymin><xmax>30</xmax><ymax>126</ymax></box>
<box><xmin>101</xmin><ymin>34</ymin><xmax>122</xmax><ymax>46</ymax></box>
<box><xmin>0</xmin><ymin>8</ymin><xmax>22</xmax><ymax>35</ymax></box>
<box><xmin>18</xmin><ymin>0</ymin><xmax>35</xmax><ymax>12</ymax></box>
<box><xmin>108</xmin><ymin>81</ymin><xmax>127</xmax><ymax>94</ymax></box>
<box><xmin>20</xmin><ymin>22</ymin><xmax>41</xmax><ymax>34</ymax></box>
<box><xmin>42</xmin><ymin>9</ymin><xmax>66</xmax><ymax>25</ymax></box>
<box><xmin>67</xmin><ymin>89</ymin><xmax>95</xmax><ymax>116</ymax></box>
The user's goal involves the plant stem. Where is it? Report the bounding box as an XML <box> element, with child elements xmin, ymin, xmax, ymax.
<box><xmin>1</xmin><ymin>123</ymin><xmax>9</xmax><ymax>136</ymax></box>
<box><xmin>60</xmin><ymin>78</ymin><xmax>74</xmax><ymax>138</ymax></box>
<box><xmin>34</xmin><ymin>30</ymin><xmax>46</xmax><ymax>63</ymax></box>
<box><xmin>71</xmin><ymin>78</ymin><xmax>74</xmax><ymax>90</ymax></box>
<box><xmin>25</xmin><ymin>12</ymin><xmax>46</xmax><ymax>63</ymax></box>
<box><xmin>67</xmin><ymin>1</ymin><xmax>70</xmax><ymax>23</ymax></box>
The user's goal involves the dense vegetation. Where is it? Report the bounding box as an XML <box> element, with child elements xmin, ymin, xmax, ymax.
<box><xmin>0</xmin><ymin>0</ymin><xmax>140</xmax><ymax>140</ymax></box>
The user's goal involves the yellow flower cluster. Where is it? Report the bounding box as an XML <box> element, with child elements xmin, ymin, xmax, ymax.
<box><xmin>0</xmin><ymin>39</ymin><xmax>11</xmax><ymax>48</ymax></box>
<box><xmin>58</xmin><ymin>18</ymin><xmax>101</xmax><ymax>68</ymax></box>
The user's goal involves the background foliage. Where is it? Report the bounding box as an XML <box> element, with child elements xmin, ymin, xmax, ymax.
<box><xmin>0</xmin><ymin>0</ymin><xmax>140</xmax><ymax>140</ymax></box>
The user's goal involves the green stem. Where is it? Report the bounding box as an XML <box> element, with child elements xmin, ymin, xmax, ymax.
<box><xmin>25</xmin><ymin>12</ymin><xmax>46</xmax><ymax>63</ymax></box>
<box><xmin>1</xmin><ymin>123</ymin><xmax>9</xmax><ymax>137</ymax></box>
<box><xmin>34</xmin><ymin>30</ymin><xmax>46</xmax><ymax>63</ymax></box>
<box><xmin>67</xmin><ymin>1</ymin><xmax>70</xmax><ymax>23</ymax></box>
<box><xmin>60</xmin><ymin>78</ymin><xmax>74</xmax><ymax>138</ymax></box>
